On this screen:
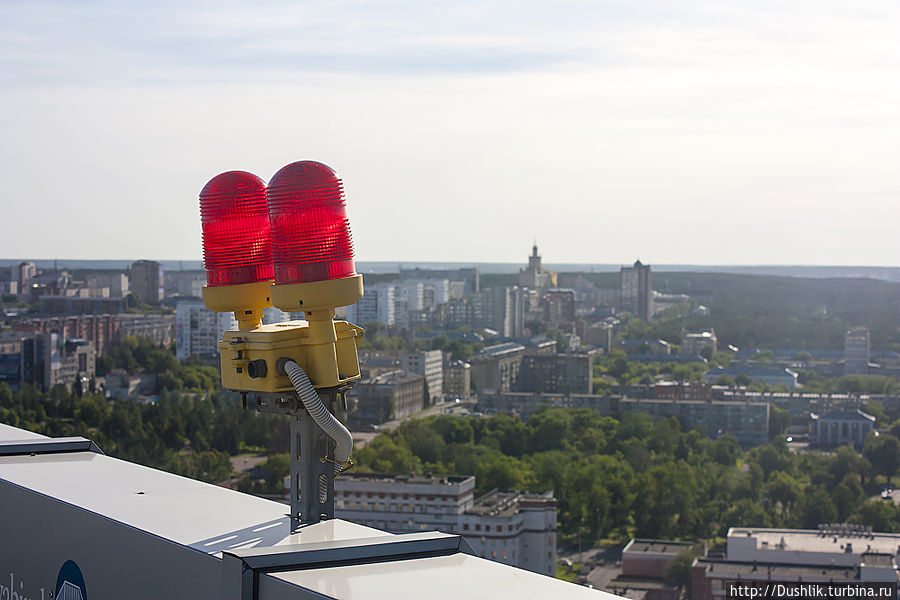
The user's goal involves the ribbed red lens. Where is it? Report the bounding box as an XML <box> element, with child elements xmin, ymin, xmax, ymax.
<box><xmin>200</xmin><ymin>171</ymin><xmax>273</xmax><ymax>287</ymax></box>
<box><xmin>268</xmin><ymin>161</ymin><xmax>356</xmax><ymax>285</ymax></box>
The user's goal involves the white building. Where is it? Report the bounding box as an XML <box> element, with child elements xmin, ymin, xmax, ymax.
<box><xmin>87</xmin><ymin>273</ymin><xmax>129</xmax><ymax>298</ymax></box>
<box><xmin>346</xmin><ymin>283</ymin><xmax>396</xmax><ymax>326</ymax></box>
<box><xmin>334</xmin><ymin>473</ymin><xmax>557</xmax><ymax>576</ymax></box>
<box><xmin>726</xmin><ymin>527</ymin><xmax>900</xmax><ymax>572</ymax></box>
<box><xmin>420</xmin><ymin>279</ymin><xmax>451</xmax><ymax>308</ymax></box>
<box><xmin>694</xmin><ymin>526</ymin><xmax>900</xmax><ymax>600</ymax></box>
<box><xmin>175</xmin><ymin>300</ymin><xmax>237</xmax><ymax>360</ymax></box>
<box><xmin>401</xmin><ymin>350</ymin><xmax>443</xmax><ymax>401</ymax></box>
<box><xmin>395</xmin><ymin>281</ymin><xmax>425</xmax><ymax>312</ymax></box>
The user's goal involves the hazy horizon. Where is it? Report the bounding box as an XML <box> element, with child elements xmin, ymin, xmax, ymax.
<box><xmin>3</xmin><ymin>258</ymin><xmax>900</xmax><ymax>282</ymax></box>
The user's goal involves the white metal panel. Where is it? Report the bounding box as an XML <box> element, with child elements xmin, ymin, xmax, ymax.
<box><xmin>262</xmin><ymin>552</ymin><xmax>616</xmax><ymax>600</ymax></box>
<box><xmin>0</xmin><ymin>448</ymin><xmax>384</xmax><ymax>555</ymax></box>
<box><xmin>0</xmin><ymin>423</ymin><xmax>47</xmax><ymax>441</ymax></box>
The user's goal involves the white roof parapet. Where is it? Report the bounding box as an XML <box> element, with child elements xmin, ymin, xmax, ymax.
<box><xmin>0</xmin><ymin>424</ymin><xmax>617</xmax><ymax>600</ymax></box>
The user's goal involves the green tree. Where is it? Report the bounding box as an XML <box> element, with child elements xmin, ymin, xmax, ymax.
<box><xmin>863</xmin><ymin>435</ymin><xmax>900</xmax><ymax>478</ymax></box>
<box><xmin>769</xmin><ymin>406</ymin><xmax>792</xmax><ymax>440</ymax></box>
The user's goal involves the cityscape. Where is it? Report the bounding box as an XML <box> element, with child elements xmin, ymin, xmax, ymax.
<box><xmin>2</xmin><ymin>0</ymin><xmax>899</xmax><ymax>598</ymax></box>
<box><xmin>2</xmin><ymin>246</ymin><xmax>900</xmax><ymax>597</ymax></box>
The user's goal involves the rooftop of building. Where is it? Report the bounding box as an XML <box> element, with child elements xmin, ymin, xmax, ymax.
<box><xmin>706</xmin><ymin>366</ymin><xmax>797</xmax><ymax>376</ymax></box>
<box><xmin>683</xmin><ymin>330</ymin><xmax>716</xmax><ymax>339</ymax></box>
<box><xmin>443</xmin><ymin>359</ymin><xmax>471</xmax><ymax>368</ymax></box>
<box><xmin>694</xmin><ymin>558</ymin><xmax>859</xmax><ymax>581</ymax></box>
<box><xmin>607</xmin><ymin>577</ymin><xmax>678</xmax><ymax>592</ymax></box>
<box><xmin>729</xmin><ymin>527</ymin><xmax>900</xmax><ymax>555</ymax></box>
<box><xmin>623</xmin><ymin>539</ymin><xmax>694</xmax><ymax>556</ymax></box>
<box><xmin>336</xmin><ymin>472</ymin><xmax>473</xmax><ymax>486</ymax></box>
<box><xmin>722</xmin><ymin>390</ymin><xmax>859</xmax><ymax>400</ymax></box>
<box><xmin>810</xmin><ymin>409</ymin><xmax>876</xmax><ymax>423</ymax></box>
<box><xmin>861</xmin><ymin>553</ymin><xmax>895</xmax><ymax>567</ymax></box>
<box><xmin>622</xmin><ymin>397</ymin><xmax>768</xmax><ymax>408</ymax></box>
<box><xmin>361</xmin><ymin>370</ymin><xmax>425</xmax><ymax>385</ymax></box>
<box><xmin>470</xmin><ymin>342</ymin><xmax>525</xmax><ymax>360</ymax></box>
<box><xmin>465</xmin><ymin>489</ymin><xmax>555</xmax><ymax>518</ymax></box>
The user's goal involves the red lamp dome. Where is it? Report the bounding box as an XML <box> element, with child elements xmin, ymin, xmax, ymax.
<box><xmin>267</xmin><ymin>161</ymin><xmax>356</xmax><ymax>285</ymax></box>
<box><xmin>200</xmin><ymin>171</ymin><xmax>273</xmax><ymax>287</ymax></box>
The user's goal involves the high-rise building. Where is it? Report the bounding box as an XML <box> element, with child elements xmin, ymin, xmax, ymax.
<box><xmin>482</xmin><ymin>286</ymin><xmax>524</xmax><ymax>338</ymax></box>
<box><xmin>443</xmin><ymin>359</ymin><xmax>472</xmax><ymax>400</ymax></box>
<box><xmin>401</xmin><ymin>350</ymin><xmax>443</xmax><ymax>401</ymax></box>
<box><xmin>619</xmin><ymin>260</ymin><xmax>652</xmax><ymax>321</ymax></box>
<box><xmin>2</xmin><ymin>333</ymin><xmax>96</xmax><ymax>391</ymax></box>
<box><xmin>469</xmin><ymin>343</ymin><xmax>525</xmax><ymax>393</ymax></box>
<box><xmin>844</xmin><ymin>327</ymin><xmax>870</xmax><ymax>375</ymax></box>
<box><xmin>13</xmin><ymin>261</ymin><xmax>36</xmax><ymax>294</ymax></box>
<box><xmin>346</xmin><ymin>283</ymin><xmax>396</xmax><ymax>326</ymax></box>
<box><xmin>349</xmin><ymin>370</ymin><xmax>425</xmax><ymax>426</ymax></box>
<box><xmin>517</xmin><ymin>351</ymin><xmax>596</xmax><ymax>395</ymax></box>
<box><xmin>130</xmin><ymin>260</ymin><xmax>164</xmax><ymax>304</ymax></box>
<box><xmin>541</xmin><ymin>289</ymin><xmax>576</xmax><ymax>326</ymax></box>
<box><xmin>175</xmin><ymin>299</ymin><xmax>236</xmax><ymax>360</ymax></box>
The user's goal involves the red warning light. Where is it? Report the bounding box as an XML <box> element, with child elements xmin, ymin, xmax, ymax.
<box><xmin>267</xmin><ymin>161</ymin><xmax>356</xmax><ymax>285</ymax></box>
<box><xmin>200</xmin><ymin>171</ymin><xmax>273</xmax><ymax>287</ymax></box>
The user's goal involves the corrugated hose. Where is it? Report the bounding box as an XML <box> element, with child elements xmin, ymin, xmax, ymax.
<box><xmin>282</xmin><ymin>360</ymin><xmax>353</xmax><ymax>502</ymax></box>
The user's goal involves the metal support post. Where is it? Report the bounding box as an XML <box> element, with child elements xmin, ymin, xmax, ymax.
<box><xmin>250</xmin><ymin>389</ymin><xmax>343</xmax><ymax>532</ymax></box>
<box><xmin>288</xmin><ymin>399</ymin><xmax>337</xmax><ymax>532</ymax></box>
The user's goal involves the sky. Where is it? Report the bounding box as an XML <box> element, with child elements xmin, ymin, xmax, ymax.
<box><xmin>1</xmin><ymin>0</ymin><xmax>898</xmax><ymax>266</ymax></box>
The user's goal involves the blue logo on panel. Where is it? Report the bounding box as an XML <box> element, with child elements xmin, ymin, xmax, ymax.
<box><xmin>56</xmin><ymin>561</ymin><xmax>87</xmax><ymax>600</ymax></box>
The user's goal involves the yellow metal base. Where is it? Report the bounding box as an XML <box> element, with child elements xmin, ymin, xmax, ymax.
<box><xmin>203</xmin><ymin>280</ymin><xmax>274</xmax><ymax>330</ymax></box>
<box><xmin>218</xmin><ymin>319</ymin><xmax>364</xmax><ymax>391</ymax></box>
<box><xmin>270</xmin><ymin>274</ymin><xmax>363</xmax><ymax>315</ymax></box>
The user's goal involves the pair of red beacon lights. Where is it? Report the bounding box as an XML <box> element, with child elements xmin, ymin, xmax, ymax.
<box><xmin>200</xmin><ymin>161</ymin><xmax>365</xmax><ymax>391</ymax></box>
<box><xmin>199</xmin><ymin>160</ymin><xmax>363</xmax><ymax>331</ymax></box>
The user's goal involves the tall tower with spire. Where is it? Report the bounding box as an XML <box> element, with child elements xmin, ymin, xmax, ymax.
<box><xmin>519</xmin><ymin>243</ymin><xmax>557</xmax><ymax>293</ymax></box>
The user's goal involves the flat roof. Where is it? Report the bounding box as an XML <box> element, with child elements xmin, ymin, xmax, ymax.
<box><xmin>337</xmin><ymin>473</ymin><xmax>474</xmax><ymax>486</ymax></box>
<box><xmin>729</xmin><ymin>528</ymin><xmax>900</xmax><ymax>555</ymax></box>
<box><xmin>465</xmin><ymin>490</ymin><xmax>554</xmax><ymax>518</ymax></box>
<box><xmin>625</xmin><ymin>539</ymin><xmax>693</xmax><ymax>555</ymax></box>
<box><xmin>696</xmin><ymin>558</ymin><xmax>859</xmax><ymax>581</ymax></box>
<box><xmin>470</xmin><ymin>343</ymin><xmax>525</xmax><ymax>360</ymax></box>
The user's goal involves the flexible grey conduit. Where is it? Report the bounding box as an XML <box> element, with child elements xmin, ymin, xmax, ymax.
<box><xmin>283</xmin><ymin>360</ymin><xmax>353</xmax><ymax>501</ymax></box>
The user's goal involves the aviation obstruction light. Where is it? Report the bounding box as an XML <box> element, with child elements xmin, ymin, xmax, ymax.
<box><xmin>267</xmin><ymin>160</ymin><xmax>364</xmax><ymax>387</ymax></box>
<box><xmin>268</xmin><ymin>160</ymin><xmax>356</xmax><ymax>285</ymax></box>
<box><xmin>200</xmin><ymin>171</ymin><xmax>274</xmax><ymax>330</ymax></box>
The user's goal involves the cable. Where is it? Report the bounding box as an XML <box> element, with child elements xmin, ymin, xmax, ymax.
<box><xmin>281</xmin><ymin>359</ymin><xmax>353</xmax><ymax>502</ymax></box>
